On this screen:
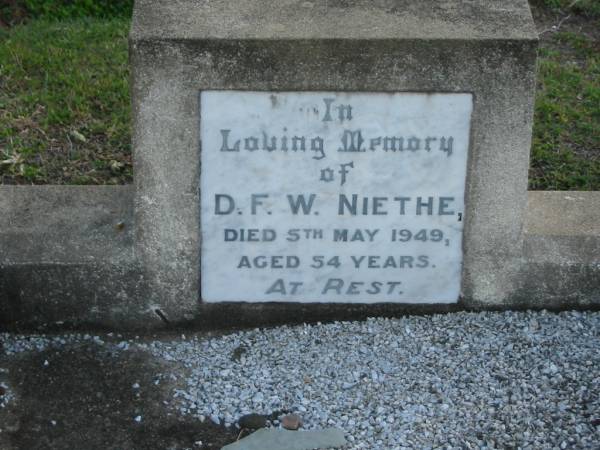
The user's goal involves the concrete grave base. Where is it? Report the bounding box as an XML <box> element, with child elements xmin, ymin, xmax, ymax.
<box><xmin>1</xmin><ymin>186</ymin><xmax>598</xmax><ymax>330</ymax></box>
<box><xmin>1</xmin><ymin>1</ymin><xmax>599</xmax><ymax>329</ymax></box>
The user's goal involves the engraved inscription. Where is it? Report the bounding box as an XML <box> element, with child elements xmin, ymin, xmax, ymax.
<box><xmin>200</xmin><ymin>91</ymin><xmax>473</xmax><ymax>303</ymax></box>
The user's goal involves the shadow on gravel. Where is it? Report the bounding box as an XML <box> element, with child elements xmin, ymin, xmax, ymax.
<box><xmin>0</xmin><ymin>342</ymin><xmax>238</xmax><ymax>449</ymax></box>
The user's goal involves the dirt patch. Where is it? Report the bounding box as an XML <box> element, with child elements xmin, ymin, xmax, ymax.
<box><xmin>0</xmin><ymin>341</ymin><xmax>239</xmax><ymax>449</ymax></box>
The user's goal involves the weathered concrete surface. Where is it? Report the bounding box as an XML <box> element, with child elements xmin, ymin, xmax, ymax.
<box><xmin>130</xmin><ymin>0</ymin><xmax>537</xmax><ymax>41</ymax></box>
<box><xmin>0</xmin><ymin>186</ymin><xmax>148</xmax><ymax>330</ymax></box>
<box><xmin>0</xmin><ymin>186</ymin><xmax>134</xmax><ymax>265</ymax></box>
<box><xmin>0</xmin><ymin>263</ymin><xmax>152</xmax><ymax>330</ymax></box>
<box><xmin>514</xmin><ymin>191</ymin><xmax>600</xmax><ymax>308</ymax></box>
<box><xmin>525</xmin><ymin>191</ymin><xmax>600</xmax><ymax>238</ymax></box>
<box><xmin>130</xmin><ymin>0</ymin><xmax>538</xmax><ymax>312</ymax></box>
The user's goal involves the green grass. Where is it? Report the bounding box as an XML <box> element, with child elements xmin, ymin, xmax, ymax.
<box><xmin>1</xmin><ymin>0</ymin><xmax>133</xmax><ymax>26</ymax></box>
<box><xmin>533</xmin><ymin>0</ymin><xmax>600</xmax><ymax>18</ymax></box>
<box><xmin>0</xmin><ymin>12</ymin><xmax>598</xmax><ymax>188</ymax></box>
<box><xmin>0</xmin><ymin>18</ymin><xmax>131</xmax><ymax>184</ymax></box>
<box><xmin>530</xmin><ymin>31</ymin><xmax>600</xmax><ymax>190</ymax></box>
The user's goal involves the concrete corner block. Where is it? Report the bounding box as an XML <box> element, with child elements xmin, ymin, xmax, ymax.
<box><xmin>516</xmin><ymin>191</ymin><xmax>600</xmax><ymax>308</ymax></box>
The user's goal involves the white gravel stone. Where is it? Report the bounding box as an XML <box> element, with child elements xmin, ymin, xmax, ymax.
<box><xmin>142</xmin><ymin>311</ymin><xmax>600</xmax><ymax>449</ymax></box>
<box><xmin>1</xmin><ymin>311</ymin><xmax>599</xmax><ymax>449</ymax></box>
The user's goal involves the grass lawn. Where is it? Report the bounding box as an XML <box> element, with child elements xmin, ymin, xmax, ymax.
<box><xmin>529</xmin><ymin>6</ymin><xmax>600</xmax><ymax>189</ymax></box>
<box><xmin>0</xmin><ymin>6</ymin><xmax>599</xmax><ymax>189</ymax></box>
<box><xmin>0</xmin><ymin>18</ymin><xmax>131</xmax><ymax>184</ymax></box>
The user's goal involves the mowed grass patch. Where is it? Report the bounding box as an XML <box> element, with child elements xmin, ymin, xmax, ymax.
<box><xmin>0</xmin><ymin>18</ymin><xmax>131</xmax><ymax>184</ymax></box>
<box><xmin>0</xmin><ymin>11</ymin><xmax>599</xmax><ymax>188</ymax></box>
<box><xmin>530</xmin><ymin>31</ymin><xmax>600</xmax><ymax>190</ymax></box>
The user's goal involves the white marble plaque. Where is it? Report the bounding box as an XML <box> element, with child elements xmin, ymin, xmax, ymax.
<box><xmin>200</xmin><ymin>91</ymin><xmax>472</xmax><ymax>303</ymax></box>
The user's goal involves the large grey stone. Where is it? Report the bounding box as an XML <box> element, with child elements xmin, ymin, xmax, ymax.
<box><xmin>516</xmin><ymin>191</ymin><xmax>600</xmax><ymax>308</ymax></box>
<box><xmin>220</xmin><ymin>428</ymin><xmax>346</xmax><ymax>450</ymax></box>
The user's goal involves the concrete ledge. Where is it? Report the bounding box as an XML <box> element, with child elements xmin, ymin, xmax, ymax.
<box><xmin>513</xmin><ymin>191</ymin><xmax>600</xmax><ymax>308</ymax></box>
<box><xmin>0</xmin><ymin>187</ymin><xmax>599</xmax><ymax>330</ymax></box>
<box><xmin>130</xmin><ymin>0</ymin><xmax>538</xmax><ymax>41</ymax></box>
<box><xmin>0</xmin><ymin>186</ymin><xmax>134</xmax><ymax>265</ymax></box>
<box><xmin>526</xmin><ymin>191</ymin><xmax>599</xmax><ymax>237</ymax></box>
<box><xmin>525</xmin><ymin>191</ymin><xmax>600</xmax><ymax>265</ymax></box>
<box><xmin>0</xmin><ymin>262</ymin><xmax>149</xmax><ymax>329</ymax></box>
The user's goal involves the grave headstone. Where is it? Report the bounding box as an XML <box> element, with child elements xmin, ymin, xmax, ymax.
<box><xmin>130</xmin><ymin>0</ymin><xmax>538</xmax><ymax>314</ymax></box>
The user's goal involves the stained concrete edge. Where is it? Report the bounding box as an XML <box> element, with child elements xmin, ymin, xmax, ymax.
<box><xmin>0</xmin><ymin>185</ymin><xmax>135</xmax><ymax>265</ymax></box>
<box><xmin>525</xmin><ymin>191</ymin><xmax>600</xmax><ymax>237</ymax></box>
<box><xmin>0</xmin><ymin>188</ymin><xmax>598</xmax><ymax>330</ymax></box>
<box><xmin>130</xmin><ymin>0</ymin><xmax>538</xmax><ymax>41</ymax></box>
<box><xmin>524</xmin><ymin>191</ymin><xmax>600</xmax><ymax>266</ymax></box>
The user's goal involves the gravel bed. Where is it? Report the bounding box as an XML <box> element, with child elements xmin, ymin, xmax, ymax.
<box><xmin>143</xmin><ymin>311</ymin><xmax>600</xmax><ymax>449</ymax></box>
<box><xmin>2</xmin><ymin>311</ymin><xmax>600</xmax><ymax>449</ymax></box>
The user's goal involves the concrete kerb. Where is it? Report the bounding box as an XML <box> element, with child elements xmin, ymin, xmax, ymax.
<box><xmin>1</xmin><ymin>0</ymin><xmax>599</xmax><ymax>329</ymax></box>
<box><xmin>0</xmin><ymin>186</ymin><xmax>598</xmax><ymax>330</ymax></box>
